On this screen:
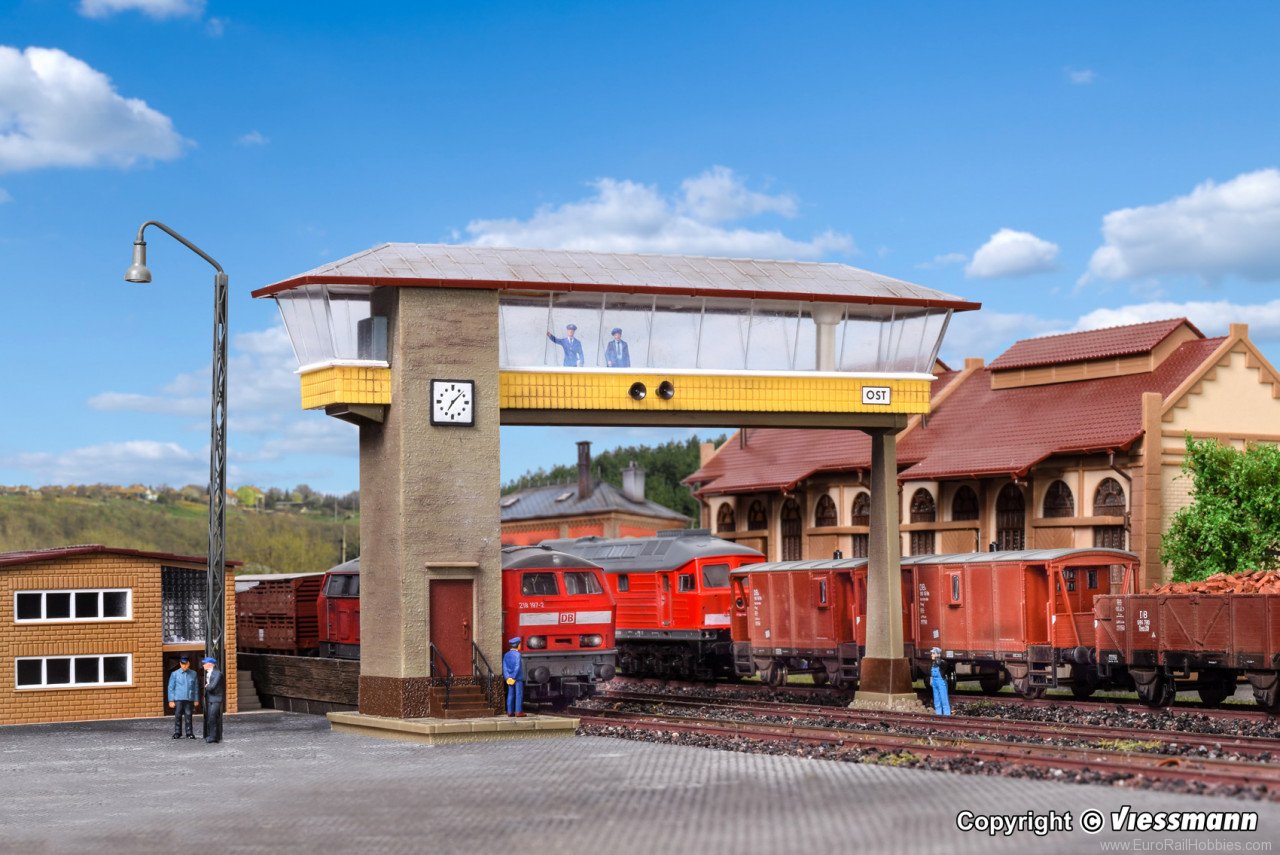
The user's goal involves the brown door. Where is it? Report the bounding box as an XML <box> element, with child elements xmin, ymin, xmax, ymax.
<box><xmin>429</xmin><ymin>579</ymin><xmax>474</xmax><ymax>677</ymax></box>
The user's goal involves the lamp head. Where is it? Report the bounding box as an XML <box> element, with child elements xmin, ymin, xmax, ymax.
<box><xmin>124</xmin><ymin>241</ymin><xmax>151</xmax><ymax>283</ymax></box>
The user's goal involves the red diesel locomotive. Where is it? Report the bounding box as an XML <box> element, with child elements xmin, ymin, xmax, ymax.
<box><xmin>318</xmin><ymin>558</ymin><xmax>360</xmax><ymax>659</ymax></box>
<box><xmin>542</xmin><ymin>530</ymin><xmax>764</xmax><ymax>679</ymax></box>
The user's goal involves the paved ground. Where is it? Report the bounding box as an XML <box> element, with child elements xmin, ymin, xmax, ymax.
<box><xmin>1</xmin><ymin>712</ymin><xmax>1277</xmax><ymax>854</ymax></box>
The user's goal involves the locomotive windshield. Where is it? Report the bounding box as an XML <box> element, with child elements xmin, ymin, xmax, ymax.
<box><xmin>521</xmin><ymin>572</ymin><xmax>560</xmax><ymax>596</ymax></box>
<box><xmin>701</xmin><ymin>564</ymin><xmax>731</xmax><ymax>589</ymax></box>
<box><xmin>563</xmin><ymin>572</ymin><xmax>603</xmax><ymax>595</ymax></box>
<box><xmin>325</xmin><ymin>574</ymin><xmax>359</xmax><ymax>597</ymax></box>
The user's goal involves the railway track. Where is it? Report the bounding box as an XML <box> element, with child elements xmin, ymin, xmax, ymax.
<box><xmin>598</xmin><ymin>689</ymin><xmax>1280</xmax><ymax>757</ymax></box>
<box><xmin>572</xmin><ymin>698</ymin><xmax>1280</xmax><ymax>798</ymax></box>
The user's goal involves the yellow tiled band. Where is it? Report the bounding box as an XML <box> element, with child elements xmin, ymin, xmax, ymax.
<box><xmin>498</xmin><ymin>372</ymin><xmax>931</xmax><ymax>414</ymax></box>
<box><xmin>300</xmin><ymin>366</ymin><xmax>392</xmax><ymax>409</ymax></box>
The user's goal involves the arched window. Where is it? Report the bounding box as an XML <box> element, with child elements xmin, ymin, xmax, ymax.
<box><xmin>995</xmin><ymin>483</ymin><xmax>1025</xmax><ymax>551</ymax></box>
<box><xmin>716</xmin><ymin>503</ymin><xmax>735</xmax><ymax>533</ymax></box>
<box><xmin>1044</xmin><ymin>480</ymin><xmax>1075</xmax><ymax>518</ymax></box>
<box><xmin>781</xmin><ymin>499</ymin><xmax>802</xmax><ymax>561</ymax></box>
<box><xmin>909</xmin><ymin>488</ymin><xmax>936</xmax><ymax>555</ymax></box>
<box><xmin>747</xmin><ymin>500</ymin><xmax>768</xmax><ymax>531</ymax></box>
<box><xmin>1093</xmin><ymin>478</ymin><xmax>1127</xmax><ymax>549</ymax></box>
<box><xmin>1093</xmin><ymin>479</ymin><xmax>1126</xmax><ymax>516</ymax></box>
<box><xmin>814</xmin><ymin>495</ymin><xmax>837</xmax><ymax>528</ymax></box>
<box><xmin>850</xmin><ymin>492</ymin><xmax>870</xmax><ymax>526</ymax></box>
<box><xmin>951</xmin><ymin>485</ymin><xmax>979</xmax><ymax>521</ymax></box>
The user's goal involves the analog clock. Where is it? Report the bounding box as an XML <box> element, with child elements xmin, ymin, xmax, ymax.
<box><xmin>430</xmin><ymin>379</ymin><xmax>475</xmax><ymax>426</ymax></box>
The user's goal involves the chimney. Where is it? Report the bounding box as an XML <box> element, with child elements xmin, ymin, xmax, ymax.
<box><xmin>577</xmin><ymin>441</ymin><xmax>593</xmax><ymax>500</ymax></box>
<box><xmin>622</xmin><ymin>461</ymin><xmax>646</xmax><ymax>502</ymax></box>
<box><xmin>699</xmin><ymin>442</ymin><xmax>716</xmax><ymax>466</ymax></box>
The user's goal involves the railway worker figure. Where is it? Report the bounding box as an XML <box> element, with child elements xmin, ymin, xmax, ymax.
<box><xmin>604</xmin><ymin>327</ymin><xmax>631</xmax><ymax>368</ymax></box>
<box><xmin>167</xmin><ymin>656</ymin><xmax>199</xmax><ymax>740</ymax></box>
<box><xmin>547</xmin><ymin>324</ymin><xmax>585</xmax><ymax>367</ymax></box>
<box><xmin>201</xmin><ymin>657</ymin><xmax>226</xmax><ymax>743</ymax></box>
<box><xmin>929</xmin><ymin>647</ymin><xmax>952</xmax><ymax>716</ymax></box>
<box><xmin>503</xmin><ymin>637</ymin><xmax>526</xmax><ymax>717</ymax></box>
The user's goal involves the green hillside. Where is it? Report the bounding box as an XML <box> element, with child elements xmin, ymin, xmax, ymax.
<box><xmin>0</xmin><ymin>494</ymin><xmax>357</xmax><ymax>575</ymax></box>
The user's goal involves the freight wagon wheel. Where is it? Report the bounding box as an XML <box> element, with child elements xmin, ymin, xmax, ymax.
<box><xmin>978</xmin><ymin>673</ymin><xmax>1005</xmax><ymax>695</ymax></box>
<box><xmin>811</xmin><ymin>670</ymin><xmax>830</xmax><ymax>687</ymax></box>
<box><xmin>1136</xmin><ymin>675</ymin><xmax>1175</xmax><ymax>708</ymax></box>
<box><xmin>1018</xmin><ymin>685</ymin><xmax>1045</xmax><ymax>700</ymax></box>
<box><xmin>1197</xmin><ymin>670</ymin><xmax>1236</xmax><ymax>707</ymax></box>
<box><xmin>763</xmin><ymin>662</ymin><xmax>787</xmax><ymax>687</ymax></box>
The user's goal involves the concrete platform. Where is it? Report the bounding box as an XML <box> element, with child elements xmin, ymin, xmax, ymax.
<box><xmin>2</xmin><ymin>711</ymin><xmax>1278</xmax><ymax>854</ymax></box>
<box><xmin>327</xmin><ymin>710</ymin><xmax>578</xmax><ymax>743</ymax></box>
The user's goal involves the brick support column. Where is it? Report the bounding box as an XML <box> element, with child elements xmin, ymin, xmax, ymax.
<box><xmin>1134</xmin><ymin>391</ymin><xmax>1166</xmax><ymax>590</ymax></box>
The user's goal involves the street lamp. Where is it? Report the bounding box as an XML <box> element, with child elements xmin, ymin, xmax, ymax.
<box><xmin>125</xmin><ymin>221</ymin><xmax>229</xmax><ymax>670</ymax></box>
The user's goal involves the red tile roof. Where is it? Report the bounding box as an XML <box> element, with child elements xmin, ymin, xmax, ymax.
<box><xmin>0</xmin><ymin>544</ymin><xmax>241</xmax><ymax>570</ymax></box>
<box><xmin>687</xmin><ymin>336</ymin><xmax>1226</xmax><ymax>491</ymax></box>
<box><xmin>987</xmin><ymin>318</ymin><xmax>1201</xmax><ymax>371</ymax></box>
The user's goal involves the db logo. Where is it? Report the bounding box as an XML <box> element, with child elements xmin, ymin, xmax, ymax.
<box><xmin>559</xmin><ymin>613</ymin><xmax>576</xmax><ymax>624</ymax></box>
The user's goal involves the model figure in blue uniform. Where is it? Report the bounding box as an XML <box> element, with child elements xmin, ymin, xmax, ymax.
<box><xmin>167</xmin><ymin>656</ymin><xmax>199</xmax><ymax>739</ymax></box>
<box><xmin>503</xmin><ymin>637</ymin><xmax>526</xmax><ymax>717</ymax></box>
<box><xmin>604</xmin><ymin>327</ymin><xmax>630</xmax><ymax>368</ymax></box>
<box><xmin>547</xmin><ymin>324</ymin><xmax>584</xmax><ymax>367</ymax></box>
<box><xmin>930</xmin><ymin>647</ymin><xmax>952</xmax><ymax>715</ymax></box>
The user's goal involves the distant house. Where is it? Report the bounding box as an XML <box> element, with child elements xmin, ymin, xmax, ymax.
<box><xmin>501</xmin><ymin>442</ymin><xmax>689</xmax><ymax>545</ymax></box>
<box><xmin>686</xmin><ymin>320</ymin><xmax>1280</xmax><ymax>589</ymax></box>
<box><xmin>0</xmin><ymin>545</ymin><xmax>239</xmax><ymax>726</ymax></box>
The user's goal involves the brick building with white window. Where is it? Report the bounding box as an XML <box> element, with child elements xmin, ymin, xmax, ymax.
<box><xmin>687</xmin><ymin>320</ymin><xmax>1280</xmax><ymax>589</ymax></box>
<box><xmin>1</xmin><ymin>545</ymin><xmax>238</xmax><ymax>726</ymax></box>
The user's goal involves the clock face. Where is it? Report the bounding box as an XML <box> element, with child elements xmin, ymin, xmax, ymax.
<box><xmin>431</xmin><ymin>379</ymin><xmax>475</xmax><ymax>426</ymax></box>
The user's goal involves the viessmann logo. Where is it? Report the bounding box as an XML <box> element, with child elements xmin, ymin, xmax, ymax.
<box><xmin>559</xmin><ymin>613</ymin><xmax>576</xmax><ymax>624</ymax></box>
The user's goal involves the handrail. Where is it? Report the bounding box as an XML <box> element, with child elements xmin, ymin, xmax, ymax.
<box><xmin>429</xmin><ymin>643</ymin><xmax>454</xmax><ymax>710</ymax></box>
<box><xmin>472</xmin><ymin>642</ymin><xmax>497</xmax><ymax>709</ymax></box>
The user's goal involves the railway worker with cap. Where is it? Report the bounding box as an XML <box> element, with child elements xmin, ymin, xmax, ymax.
<box><xmin>167</xmin><ymin>656</ymin><xmax>199</xmax><ymax>740</ymax></box>
<box><xmin>547</xmin><ymin>324</ymin><xmax>585</xmax><ymax>367</ymax></box>
<box><xmin>200</xmin><ymin>657</ymin><xmax>226</xmax><ymax>743</ymax></box>
<box><xmin>929</xmin><ymin>647</ymin><xmax>952</xmax><ymax>716</ymax></box>
<box><xmin>604</xmin><ymin>327</ymin><xmax>630</xmax><ymax>368</ymax></box>
<box><xmin>503</xmin><ymin>637</ymin><xmax>526</xmax><ymax>717</ymax></box>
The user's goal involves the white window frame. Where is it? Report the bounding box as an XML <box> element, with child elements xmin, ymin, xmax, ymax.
<box><xmin>14</xmin><ymin>654</ymin><xmax>133</xmax><ymax>690</ymax></box>
<box><xmin>14</xmin><ymin>589</ymin><xmax>133</xmax><ymax>623</ymax></box>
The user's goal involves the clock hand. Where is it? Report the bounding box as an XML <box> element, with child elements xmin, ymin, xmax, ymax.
<box><xmin>449</xmin><ymin>392</ymin><xmax>463</xmax><ymax>408</ymax></box>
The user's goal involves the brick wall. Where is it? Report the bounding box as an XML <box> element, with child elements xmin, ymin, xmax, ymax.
<box><xmin>0</xmin><ymin>552</ymin><xmax>237</xmax><ymax>726</ymax></box>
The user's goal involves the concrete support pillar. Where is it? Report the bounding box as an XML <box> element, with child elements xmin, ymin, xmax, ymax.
<box><xmin>357</xmin><ymin>287</ymin><xmax>502</xmax><ymax>718</ymax></box>
<box><xmin>851</xmin><ymin>427</ymin><xmax>924</xmax><ymax>711</ymax></box>
<box><xmin>812</xmin><ymin>303</ymin><xmax>844</xmax><ymax>372</ymax></box>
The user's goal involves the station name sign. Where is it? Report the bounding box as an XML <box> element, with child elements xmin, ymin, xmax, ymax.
<box><xmin>861</xmin><ymin>386</ymin><xmax>892</xmax><ymax>406</ymax></box>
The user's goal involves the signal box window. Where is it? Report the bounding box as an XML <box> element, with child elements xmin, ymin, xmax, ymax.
<box><xmin>522</xmin><ymin>573</ymin><xmax>560</xmax><ymax>596</ymax></box>
<box><xmin>564</xmin><ymin>572</ymin><xmax>602</xmax><ymax>595</ymax></box>
<box><xmin>701</xmin><ymin>564</ymin><xmax>730</xmax><ymax>589</ymax></box>
<box><xmin>617</xmin><ymin>574</ymin><xmax>629</xmax><ymax>593</ymax></box>
<box><xmin>677</xmin><ymin>574</ymin><xmax>696</xmax><ymax>593</ymax></box>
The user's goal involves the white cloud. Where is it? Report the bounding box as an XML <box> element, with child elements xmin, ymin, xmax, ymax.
<box><xmin>1066</xmin><ymin>67</ymin><xmax>1097</xmax><ymax>85</ymax></box>
<box><xmin>3</xmin><ymin>440</ymin><xmax>207</xmax><ymax>487</ymax></box>
<box><xmin>1073</xmin><ymin>299</ymin><xmax>1280</xmax><ymax>344</ymax></box>
<box><xmin>965</xmin><ymin>228</ymin><xmax>1060</xmax><ymax>278</ymax></box>
<box><xmin>1084</xmin><ymin>168</ymin><xmax>1280</xmax><ymax>284</ymax></box>
<box><xmin>465</xmin><ymin>167</ymin><xmax>853</xmax><ymax>259</ymax></box>
<box><xmin>206</xmin><ymin>16</ymin><xmax>227</xmax><ymax>36</ymax></box>
<box><xmin>79</xmin><ymin>0</ymin><xmax>205</xmax><ymax>19</ymax></box>
<box><xmin>236</xmin><ymin>130</ymin><xmax>268</xmax><ymax>147</ymax></box>
<box><xmin>0</xmin><ymin>188</ymin><xmax>11</xmax><ymax>204</ymax></box>
<box><xmin>916</xmin><ymin>251</ymin><xmax>967</xmax><ymax>270</ymax></box>
<box><xmin>0</xmin><ymin>46</ymin><xmax>187</xmax><ymax>173</ymax></box>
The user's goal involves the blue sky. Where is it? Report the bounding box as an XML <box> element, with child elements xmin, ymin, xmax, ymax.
<box><xmin>2</xmin><ymin>1</ymin><xmax>1279</xmax><ymax>494</ymax></box>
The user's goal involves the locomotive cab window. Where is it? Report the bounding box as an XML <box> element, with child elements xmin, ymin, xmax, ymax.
<box><xmin>948</xmin><ymin>572</ymin><xmax>962</xmax><ymax>605</ymax></box>
<box><xmin>677</xmin><ymin>574</ymin><xmax>696</xmax><ymax>593</ymax></box>
<box><xmin>564</xmin><ymin>572</ymin><xmax>603</xmax><ymax>595</ymax></box>
<box><xmin>616</xmin><ymin>574</ymin><xmax>629</xmax><ymax>593</ymax></box>
<box><xmin>701</xmin><ymin>563</ymin><xmax>730</xmax><ymax>589</ymax></box>
<box><xmin>326</xmin><ymin>575</ymin><xmax>359</xmax><ymax>598</ymax></box>
<box><xmin>522</xmin><ymin>573</ymin><xmax>560</xmax><ymax>596</ymax></box>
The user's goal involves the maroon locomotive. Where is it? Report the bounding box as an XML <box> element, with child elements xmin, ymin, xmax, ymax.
<box><xmin>317</xmin><ymin>558</ymin><xmax>360</xmax><ymax>659</ymax></box>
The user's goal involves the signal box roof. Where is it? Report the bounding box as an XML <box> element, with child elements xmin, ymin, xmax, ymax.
<box><xmin>542</xmin><ymin>530</ymin><xmax>762</xmax><ymax>573</ymax></box>
<box><xmin>253</xmin><ymin>243</ymin><xmax>980</xmax><ymax>311</ymax></box>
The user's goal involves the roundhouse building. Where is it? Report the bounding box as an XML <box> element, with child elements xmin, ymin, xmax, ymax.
<box><xmin>686</xmin><ymin>319</ymin><xmax>1280</xmax><ymax>588</ymax></box>
<box><xmin>0</xmin><ymin>545</ymin><xmax>238</xmax><ymax>726</ymax></box>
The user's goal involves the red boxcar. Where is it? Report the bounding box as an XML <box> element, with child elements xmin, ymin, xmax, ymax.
<box><xmin>542</xmin><ymin>530</ymin><xmax>763</xmax><ymax>679</ymax></box>
<box><xmin>235</xmin><ymin>573</ymin><xmax>325</xmax><ymax>655</ymax></box>
<box><xmin>729</xmin><ymin>558</ymin><xmax>916</xmax><ymax>688</ymax></box>
<box><xmin>1094</xmin><ymin>591</ymin><xmax>1280</xmax><ymax>710</ymax></box>
<box><xmin>501</xmin><ymin>545</ymin><xmax>617</xmax><ymax>703</ymax></box>
<box><xmin>317</xmin><ymin>558</ymin><xmax>360</xmax><ymax>659</ymax></box>
<box><xmin>911</xmin><ymin>548</ymin><xmax>1137</xmax><ymax>698</ymax></box>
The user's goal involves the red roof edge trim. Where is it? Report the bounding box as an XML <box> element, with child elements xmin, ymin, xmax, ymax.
<box><xmin>251</xmin><ymin>274</ymin><xmax>982</xmax><ymax>311</ymax></box>
<box><xmin>0</xmin><ymin>544</ymin><xmax>244</xmax><ymax>570</ymax></box>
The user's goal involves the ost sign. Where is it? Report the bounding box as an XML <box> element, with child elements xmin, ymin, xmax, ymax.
<box><xmin>861</xmin><ymin>386</ymin><xmax>892</xmax><ymax>406</ymax></box>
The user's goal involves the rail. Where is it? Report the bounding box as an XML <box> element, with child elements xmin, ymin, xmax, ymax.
<box><xmin>472</xmin><ymin>642</ymin><xmax>497</xmax><ymax>708</ymax></box>
<box><xmin>429</xmin><ymin>643</ymin><xmax>454</xmax><ymax>710</ymax></box>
